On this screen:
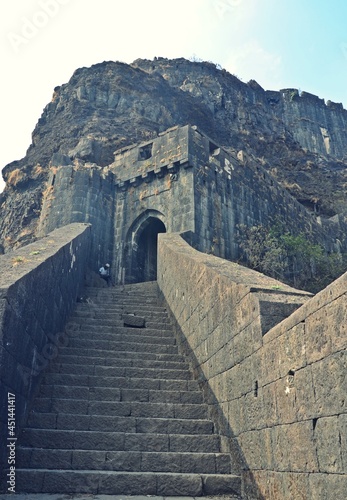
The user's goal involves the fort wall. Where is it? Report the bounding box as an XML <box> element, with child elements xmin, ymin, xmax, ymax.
<box><xmin>0</xmin><ymin>224</ymin><xmax>91</xmax><ymax>471</ymax></box>
<box><xmin>277</xmin><ymin>89</ymin><xmax>347</xmax><ymax>158</ymax></box>
<box><xmin>35</xmin><ymin>125</ymin><xmax>347</xmax><ymax>285</ymax></box>
<box><xmin>158</xmin><ymin>233</ymin><xmax>347</xmax><ymax>499</ymax></box>
<box><xmin>190</xmin><ymin>128</ymin><xmax>342</xmax><ymax>260</ymax></box>
<box><xmin>36</xmin><ymin>167</ymin><xmax>115</xmax><ymax>269</ymax></box>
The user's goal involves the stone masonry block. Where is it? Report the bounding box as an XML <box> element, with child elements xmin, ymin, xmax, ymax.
<box><xmin>274</xmin><ymin>377</ymin><xmax>299</xmax><ymax>425</ymax></box>
<box><xmin>315</xmin><ymin>416</ymin><xmax>344</xmax><ymax>473</ymax></box>
<box><xmin>31</xmin><ymin>449</ymin><xmax>73</xmax><ymax>470</ymax></box>
<box><xmin>309</xmin><ymin>473</ymin><xmax>347</xmax><ymax>500</ymax></box>
<box><xmin>239</xmin><ymin>429</ymin><xmax>266</xmax><ymax>469</ymax></box>
<box><xmin>202</xmin><ymin>473</ymin><xmax>241</xmax><ymax>495</ymax></box>
<box><xmin>43</xmin><ymin>470</ymin><xmax>99</xmax><ymax>494</ymax></box>
<box><xmin>99</xmin><ymin>472</ymin><xmax>157</xmax><ymax>495</ymax></box>
<box><xmin>142</xmin><ymin>452</ymin><xmax>181</xmax><ymax>472</ymax></box>
<box><xmin>260</xmin><ymin>340</ymin><xmax>281</xmax><ymax>386</ymax></box>
<box><xmin>104</xmin><ymin>451</ymin><xmax>141</xmax><ymax>471</ymax></box>
<box><xmin>157</xmin><ymin>472</ymin><xmax>202</xmax><ymax>496</ymax></box>
<box><xmin>272</xmin><ymin>421</ymin><xmax>318</xmax><ymax>472</ymax></box>
<box><xmin>72</xmin><ymin>450</ymin><xmax>106</xmax><ymax>470</ymax></box>
<box><xmin>306</xmin><ymin>294</ymin><xmax>347</xmax><ymax>363</ymax></box>
<box><xmin>340</xmin><ymin>413</ymin><xmax>347</xmax><ymax>471</ymax></box>
<box><xmin>15</xmin><ymin>470</ymin><xmax>45</xmax><ymax>493</ymax></box>
<box><xmin>123</xmin><ymin>314</ymin><xmax>146</xmax><ymax>328</ymax></box>
<box><xmin>233</xmin><ymin>321</ymin><xmax>260</xmax><ymax>364</ymax></box>
<box><xmin>242</xmin><ymin>470</ymin><xmax>278</xmax><ymax>500</ymax></box>
<box><xmin>277</xmin><ymin>322</ymin><xmax>306</xmax><ymax>378</ymax></box>
<box><xmin>74</xmin><ymin>431</ymin><xmax>125</xmax><ymax>451</ymax></box>
<box><xmin>242</xmin><ymin>389</ymin><xmax>266</xmax><ymax>431</ymax></box>
<box><xmin>282</xmin><ymin>472</ymin><xmax>310</xmax><ymax>500</ymax></box>
<box><xmin>305</xmin><ymin>308</ymin><xmax>333</xmax><ymax>364</ymax></box>
<box><xmin>311</xmin><ymin>351</ymin><xmax>347</xmax><ymax>417</ymax></box>
<box><xmin>294</xmin><ymin>365</ymin><xmax>317</xmax><ymax>420</ymax></box>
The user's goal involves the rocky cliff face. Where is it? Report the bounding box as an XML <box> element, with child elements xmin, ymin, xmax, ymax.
<box><xmin>1</xmin><ymin>57</ymin><xmax>347</xmax><ymax>251</ymax></box>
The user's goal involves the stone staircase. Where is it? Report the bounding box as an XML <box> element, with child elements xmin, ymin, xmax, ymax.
<box><xmin>15</xmin><ymin>282</ymin><xmax>241</xmax><ymax>497</ymax></box>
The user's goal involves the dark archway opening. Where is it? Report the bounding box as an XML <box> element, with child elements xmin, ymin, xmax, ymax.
<box><xmin>127</xmin><ymin>217</ymin><xmax>166</xmax><ymax>283</ymax></box>
<box><xmin>137</xmin><ymin>218</ymin><xmax>166</xmax><ymax>282</ymax></box>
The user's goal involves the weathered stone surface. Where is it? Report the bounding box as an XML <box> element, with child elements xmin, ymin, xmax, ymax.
<box><xmin>123</xmin><ymin>314</ymin><xmax>146</xmax><ymax>328</ymax></box>
<box><xmin>202</xmin><ymin>473</ymin><xmax>241</xmax><ymax>495</ymax></box>
<box><xmin>315</xmin><ymin>416</ymin><xmax>344</xmax><ymax>473</ymax></box>
<box><xmin>281</xmin><ymin>472</ymin><xmax>310</xmax><ymax>500</ymax></box>
<box><xmin>156</xmin><ymin>473</ymin><xmax>202</xmax><ymax>496</ymax></box>
<box><xmin>9</xmin><ymin>282</ymin><xmax>241</xmax><ymax>498</ymax></box>
<box><xmin>0</xmin><ymin>223</ymin><xmax>90</xmax><ymax>471</ymax></box>
<box><xmin>3</xmin><ymin>58</ymin><xmax>347</xmax><ymax>255</ymax></box>
<box><xmin>311</xmin><ymin>351</ymin><xmax>347</xmax><ymax>416</ymax></box>
<box><xmin>309</xmin><ymin>473</ymin><xmax>347</xmax><ymax>500</ymax></box>
<box><xmin>158</xmin><ymin>233</ymin><xmax>347</xmax><ymax>499</ymax></box>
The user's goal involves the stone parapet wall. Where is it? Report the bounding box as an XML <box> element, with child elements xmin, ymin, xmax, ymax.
<box><xmin>111</xmin><ymin>125</ymin><xmax>190</xmax><ymax>182</ymax></box>
<box><xmin>0</xmin><ymin>223</ymin><xmax>91</xmax><ymax>472</ymax></box>
<box><xmin>36</xmin><ymin>167</ymin><xmax>114</xmax><ymax>269</ymax></box>
<box><xmin>158</xmin><ymin>233</ymin><xmax>347</xmax><ymax>499</ymax></box>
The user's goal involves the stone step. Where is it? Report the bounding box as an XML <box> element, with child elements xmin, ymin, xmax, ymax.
<box><xmin>66</xmin><ymin>313</ymin><xmax>172</xmax><ymax>330</ymax></box>
<box><xmin>72</xmin><ymin>302</ymin><xmax>168</xmax><ymax>312</ymax></box>
<box><xmin>27</xmin><ymin>413</ymin><xmax>214</xmax><ymax>435</ymax></box>
<box><xmin>56</xmin><ymin>344</ymin><xmax>180</xmax><ymax>360</ymax></box>
<box><xmin>83</xmin><ymin>303</ymin><xmax>164</xmax><ymax>311</ymax></box>
<box><xmin>13</xmin><ymin>281</ymin><xmax>242</xmax><ymax>497</ymax></box>
<box><xmin>58</xmin><ymin>343</ymin><xmax>179</xmax><ymax>360</ymax></box>
<box><xmin>20</xmin><ymin>429</ymin><xmax>221</xmax><ymax>453</ymax></box>
<box><xmin>42</xmin><ymin>373</ymin><xmax>196</xmax><ymax>390</ymax></box>
<box><xmin>51</xmin><ymin>351</ymin><xmax>186</xmax><ymax>368</ymax></box>
<box><xmin>75</xmin><ymin>302</ymin><xmax>167</xmax><ymax>313</ymax></box>
<box><xmin>85</xmin><ymin>291</ymin><xmax>160</xmax><ymax>300</ymax></box>
<box><xmin>49</xmin><ymin>349</ymin><xmax>186</xmax><ymax>364</ymax></box>
<box><xmin>65</xmin><ymin>331</ymin><xmax>175</xmax><ymax>344</ymax></box>
<box><xmin>65</xmin><ymin>316</ymin><xmax>173</xmax><ymax>336</ymax></box>
<box><xmin>32</xmin><ymin>399</ymin><xmax>209</xmax><ymax>419</ymax></box>
<box><xmin>85</xmin><ymin>292</ymin><xmax>160</xmax><ymax>300</ymax></box>
<box><xmin>86</xmin><ymin>285</ymin><xmax>158</xmax><ymax>295</ymax></box>
<box><xmin>17</xmin><ymin>448</ymin><xmax>231</xmax><ymax>474</ymax></box>
<box><xmin>67</xmin><ymin>334</ymin><xmax>177</xmax><ymax>348</ymax></box>
<box><xmin>12</xmin><ymin>469</ymin><xmax>241</xmax><ymax>496</ymax></box>
<box><xmin>51</xmin><ymin>346</ymin><xmax>185</xmax><ymax>368</ymax></box>
<box><xmin>83</xmin><ymin>288</ymin><xmax>159</xmax><ymax>297</ymax></box>
<box><xmin>38</xmin><ymin>384</ymin><xmax>204</xmax><ymax>404</ymax></box>
<box><xmin>72</xmin><ymin>311</ymin><xmax>170</xmax><ymax>324</ymax></box>
<box><xmin>49</xmin><ymin>363</ymin><xmax>191</xmax><ymax>380</ymax></box>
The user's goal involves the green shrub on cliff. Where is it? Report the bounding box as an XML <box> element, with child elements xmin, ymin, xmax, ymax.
<box><xmin>237</xmin><ymin>223</ymin><xmax>347</xmax><ymax>293</ymax></box>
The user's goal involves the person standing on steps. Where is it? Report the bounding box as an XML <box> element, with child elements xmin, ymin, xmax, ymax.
<box><xmin>98</xmin><ymin>263</ymin><xmax>112</xmax><ymax>286</ymax></box>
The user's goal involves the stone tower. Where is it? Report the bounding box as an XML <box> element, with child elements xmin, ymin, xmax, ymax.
<box><xmin>36</xmin><ymin>125</ymin><xmax>346</xmax><ymax>284</ymax></box>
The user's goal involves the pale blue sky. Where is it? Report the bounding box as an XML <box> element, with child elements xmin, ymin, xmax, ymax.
<box><xmin>1</xmin><ymin>0</ymin><xmax>347</xmax><ymax>192</ymax></box>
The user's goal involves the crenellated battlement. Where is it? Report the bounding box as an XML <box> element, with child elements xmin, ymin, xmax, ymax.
<box><xmin>111</xmin><ymin>125</ymin><xmax>190</xmax><ymax>183</ymax></box>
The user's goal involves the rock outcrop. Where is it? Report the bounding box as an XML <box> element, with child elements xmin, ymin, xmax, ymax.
<box><xmin>1</xmin><ymin>57</ymin><xmax>347</xmax><ymax>251</ymax></box>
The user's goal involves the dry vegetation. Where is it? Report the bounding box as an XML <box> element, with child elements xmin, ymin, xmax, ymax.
<box><xmin>33</xmin><ymin>164</ymin><xmax>45</xmax><ymax>177</ymax></box>
<box><xmin>7</xmin><ymin>169</ymin><xmax>24</xmax><ymax>187</ymax></box>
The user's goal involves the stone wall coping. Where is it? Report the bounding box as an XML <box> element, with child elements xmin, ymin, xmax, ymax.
<box><xmin>264</xmin><ymin>268</ymin><xmax>347</xmax><ymax>343</ymax></box>
<box><xmin>160</xmin><ymin>232</ymin><xmax>311</xmax><ymax>297</ymax></box>
<box><xmin>162</xmin><ymin>232</ymin><xmax>347</xmax><ymax>345</ymax></box>
<box><xmin>0</xmin><ymin>223</ymin><xmax>91</xmax><ymax>289</ymax></box>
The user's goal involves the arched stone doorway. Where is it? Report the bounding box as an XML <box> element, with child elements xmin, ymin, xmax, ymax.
<box><xmin>124</xmin><ymin>211</ymin><xmax>166</xmax><ymax>284</ymax></box>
